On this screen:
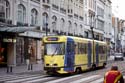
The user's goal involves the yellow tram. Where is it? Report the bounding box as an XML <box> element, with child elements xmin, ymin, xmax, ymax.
<box><xmin>43</xmin><ymin>36</ymin><xmax>107</xmax><ymax>74</ymax></box>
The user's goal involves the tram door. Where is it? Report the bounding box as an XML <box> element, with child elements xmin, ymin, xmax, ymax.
<box><xmin>64</xmin><ymin>38</ymin><xmax>75</xmax><ymax>72</ymax></box>
<box><xmin>88</xmin><ymin>41</ymin><xmax>92</xmax><ymax>68</ymax></box>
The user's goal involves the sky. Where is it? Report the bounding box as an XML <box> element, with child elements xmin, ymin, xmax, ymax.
<box><xmin>112</xmin><ymin>0</ymin><xmax>125</xmax><ymax>19</ymax></box>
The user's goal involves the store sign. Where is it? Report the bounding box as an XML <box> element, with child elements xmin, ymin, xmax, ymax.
<box><xmin>3</xmin><ymin>38</ymin><xmax>16</xmax><ymax>43</ymax></box>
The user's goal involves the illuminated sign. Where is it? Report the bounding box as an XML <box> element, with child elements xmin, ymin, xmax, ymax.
<box><xmin>3</xmin><ymin>38</ymin><xmax>16</xmax><ymax>43</ymax></box>
<box><xmin>46</xmin><ymin>37</ymin><xmax>58</xmax><ymax>41</ymax></box>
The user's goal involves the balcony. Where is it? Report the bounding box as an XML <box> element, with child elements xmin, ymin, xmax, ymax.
<box><xmin>79</xmin><ymin>16</ymin><xmax>83</xmax><ymax>21</ymax></box>
<box><xmin>17</xmin><ymin>22</ymin><xmax>28</xmax><ymax>26</ymax></box>
<box><xmin>52</xmin><ymin>4</ymin><xmax>59</xmax><ymax>11</ymax></box>
<box><xmin>42</xmin><ymin>0</ymin><xmax>50</xmax><ymax>8</ymax></box>
<box><xmin>74</xmin><ymin>14</ymin><xmax>78</xmax><ymax>19</ymax></box>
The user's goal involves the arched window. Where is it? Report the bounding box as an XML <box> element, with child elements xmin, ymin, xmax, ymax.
<box><xmin>52</xmin><ymin>15</ymin><xmax>57</xmax><ymax>30</ymax></box>
<box><xmin>80</xmin><ymin>24</ymin><xmax>83</xmax><ymax>35</ymax></box>
<box><xmin>6</xmin><ymin>0</ymin><xmax>10</xmax><ymax>19</ymax></box>
<box><xmin>74</xmin><ymin>23</ymin><xmax>77</xmax><ymax>34</ymax></box>
<box><xmin>18</xmin><ymin>4</ymin><xmax>26</xmax><ymax>23</ymax></box>
<box><xmin>60</xmin><ymin>18</ymin><xmax>65</xmax><ymax>31</ymax></box>
<box><xmin>42</xmin><ymin>13</ymin><xmax>48</xmax><ymax>28</ymax></box>
<box><xmin>0</xmin><ymin>0</ymin><xmax>10</xmax><ymax>20</ymax></box>
<box><xmin>31</xmin><ymin>8</ymin><xmax>38</xmax><ymax>25</ymax></box>
<box><xmin>68</xmin><ymin>21</ymin><xmax>72</xmax><ymax>33</ymax></box>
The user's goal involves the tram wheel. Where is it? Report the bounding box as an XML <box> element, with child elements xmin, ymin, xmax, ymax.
<box><xmin>103</xmin><ymin>63</ymin><xmax>106</xmax><ymax>68</ymax></box>
<box><xmin>75</xmin><ymin>67</ymin><xmax>82</xmax><ymax>74</ymax></box>
<box><xmin>92</xmin><ymin>65</ymin><xmax>96</xmax><ymax>70</ymax></box>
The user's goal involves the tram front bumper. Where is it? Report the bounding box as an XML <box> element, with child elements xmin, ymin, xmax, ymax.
<box><xmin>44</xmin><ymin>67</ymin><xmax>61</xmax><ymax>71</ymax></box>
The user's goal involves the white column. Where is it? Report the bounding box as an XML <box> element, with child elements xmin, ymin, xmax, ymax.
<box><xmin>36</xmin><ymin>40</ymin><xmax>42</xmax><ymax>63</ymax></box>
<box><xmin>12</xmin><ymin>0</ymin><xmax>17</xmax><ymax>25</ymax></box>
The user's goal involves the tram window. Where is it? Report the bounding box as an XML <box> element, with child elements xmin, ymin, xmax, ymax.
<box><xmin>83</xmin><ymin>44</ymin><xmax>87</xmax><ymax>54</ymax></box>
<box><xmin>102</xmin><ymin>46</ymin><xmax>106</xmax><ymax>54</ymax></box>
<box><xmin>78</xmin><ymin>43</ymin><xmax>84</xmax><ymax>54</ymax></box>
<box><xmin>44</xmin><ymin>43</ymin><xmax>65</xmax><ymax>55</ymax></box>
<box><xmin>99</xmin><ymin>46</ymin><xmax>103</xmax><ymax>54</ymax></box>
<box><xmin>75</xmin><ymin>43</ymin><xmax>78</xmax><ymax>54</ymax></box>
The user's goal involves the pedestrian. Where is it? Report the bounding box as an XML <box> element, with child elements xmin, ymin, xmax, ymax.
<box><xmin>103</xmin><ymin>66</ymin><xmax>124</xmax><ymax>83</ymax></box>
<box><xmin>27</xmin><ymin>45</ymin><xmax>34</xmax><ymax>70</ymax></box>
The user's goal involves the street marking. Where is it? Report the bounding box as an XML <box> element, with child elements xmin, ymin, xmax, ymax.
<box><xmin>2</xmin><ymin>74</ymin><xmax>125</xmax><ymax>83</ymax></box>
<box><xmin>45</xmin><ymin>74</ymin><xmax>82</xmax><ymax>83</ymax></box>
<box><xmin>0</xmin><ymin>74</ymin><xmax>45</xmax><ymax>82</ymax></box>
<box><xmin>90</xmin><ymin>78</ymin><xmax>103</xmax><ymax>83</ymax></box>
<box><xmin>5</xmin><ymin>75</ymin><xmax>46</xmax><ymax>83</ymax></box>
<box><xmin>22</xmin><ymin>77</ymin><xmax>55</xmax><ymax>83</ymax></box>
<box><xmin>70</xmin><ymin>75</ymin><xmax>100</xmax><ymax>83</ymax></box>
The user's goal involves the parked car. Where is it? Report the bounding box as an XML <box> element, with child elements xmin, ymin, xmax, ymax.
<box><xmin>114</xmin><ymin>53</ymin><xmax>124</xmax><ymax>61</ymax></box>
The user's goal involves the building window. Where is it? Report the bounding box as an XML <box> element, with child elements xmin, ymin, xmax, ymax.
<box><xmin>17</xmin><ymin>4</ymin><xmax>26</xmax><ymax>24</ymax></box>
<box><xmin>97</xmin><ymin>7</ymin><xmax>104</xmax><ymax>18</ymax></box>
<box><xmin>31</xmin><ymin>8</ymin><xmax>38</xmax><ymax>26</ymax></box>
<box><xmin>68</xmin><ymin>21</ymin><xmax>72</xmax><ymax>33</ymax></box>
<box><xmin>60</xmin><ymin>18</ymin><xmax>65</xmax><ymax>32</ymax></box>
<box><xmin>42</xmin><ymin>13</ymin><xmax>48</xmax><ymax>28</ymax></box>
<box><xmin>97</xmin><ymin>20</ymin><xmax>104</xmax><ymax>31</ymax></box>
<box><xmin>52</xmin><ymin>15</ymin><xmax>57</xmax><ymax>31</ymax></box>
<box><xmin>43</xmin><ymin>0</ymin><xmax>49</xmax><ymax>3</ymax></box>
<box><xmin>74</xmin><ymin>23</ymin><xmax>77</xmax><ymax>34</ymax></box>
<box><xmin>0</xmin><ymin>0</ymin><xmax>10</xmax><ymax>22</ymax></box>
<box><xmin>80</xmin><ymin>25</ymin><xmax>83</xmax><ymax>35</ymax></box>
<box><xmin>6</xmin><ymin>0</ymin><xmax>10</xmax><ymax>19</ymax></box>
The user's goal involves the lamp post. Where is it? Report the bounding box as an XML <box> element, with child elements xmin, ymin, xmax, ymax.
<box><xmin>90</xmin><ymin>26</ymin><xmax>95</xmax><ymax>67</ymax></box>
<box><xmin>89</xmin><ymin>13</ymin><xmax>95</xmax><ymax>68</ymax></box>
<box><xmin>90</xmin><ymin>26</ymin><xmax>94</xmax><ymax>39</ymax></box>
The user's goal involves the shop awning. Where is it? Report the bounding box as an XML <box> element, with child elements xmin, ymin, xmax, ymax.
<box><xmin>0</xmin><ymin>27</ymin><xmax>36</xmax><ymax>33</ymax></box>
<box><xmin>0</xmin><ymin>26</ymin><xmax>56</xmax><ymax>38</ymax></box>
<box><xmin>0</xmin><ymin>26</ymin><xmax>39</xmax><ymax>37</ymax></box>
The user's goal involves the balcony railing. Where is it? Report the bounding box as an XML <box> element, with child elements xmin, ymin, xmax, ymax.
<box><xmin>31</xmin><ymin>0</ymin><xmax>40</xmax><ymax>4</ymax></box>
<box><xmin>17</xmin><ymin>22</ymin><xmax>28</xmax><ymax>26</ymax></box>
<box><xmin>74</xmin><ymin>14</ymin><xmax>78</xmax><ymax>19</ymax></box>
<box><xmin>79</xmin><ymin>16</ymin><xmax>83</xmax><ymax>21</ymax></box>
<box><xmin>52</xmin><ymin>4</ymin><xmax>59</xmax><ymax>11</ymax></box>
<box><xmin>0</xmin><ymin>17</ymin><xmax>12</xmax><ymax>25</ymax></box>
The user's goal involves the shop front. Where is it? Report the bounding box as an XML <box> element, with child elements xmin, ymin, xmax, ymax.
<box><xmin>0</xmin><ymin>27</ymin><xmax>43</xmax><ymax>67</ymax></box>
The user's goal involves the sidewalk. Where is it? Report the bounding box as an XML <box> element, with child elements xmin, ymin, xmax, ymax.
<box><xmin>0</xmin><ymin>61</ymin><xmax>44</xmax><ymax>75</ymax></box>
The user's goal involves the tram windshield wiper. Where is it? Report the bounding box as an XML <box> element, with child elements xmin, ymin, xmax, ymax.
<box><xmin>51</xmin><ymin>47</ymin><xmax>58</xmax><ymax>56</ymax></box>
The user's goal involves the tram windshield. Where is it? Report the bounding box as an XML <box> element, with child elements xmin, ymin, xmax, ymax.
<box><xmin>44</xmin><ymin>43</ymin><xmax>65</xmax><ymax>55</ymax></box>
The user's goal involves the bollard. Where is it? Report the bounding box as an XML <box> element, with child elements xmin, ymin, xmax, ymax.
<box><xmin>7</xmin><ymin>66</ymin><xmax>13</xmax><ymax>73</ymax></box>
<box><xmin>10</xmin><ymin>66</ymin><xmax>13</xmax><ymax>72</ymax></box>
<box><xmin>28</xmin><ymin>64</ymin><xmax>30</xmax><ymax>70</ymax></box>
<box><xmin>7</xmin><ymin>66</ymin><xmax>9</xmax><ymax>73</ymax></box>
<box><xmin>31</xmin><ymin>64</ymin><xmax>33</xmax><ymax>70</ymax></box>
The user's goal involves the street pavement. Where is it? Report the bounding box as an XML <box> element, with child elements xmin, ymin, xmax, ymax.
<box><xmin>0</xmin><ymin>56</ymin><xmax>114</xmax><ymax>75</ymax></box>
<box><xmin>1</xmin><ymin>56</ymin><xmax>125</xmax><ymax>83</ymax></box>
<box><xmin>0</xmin><ymin>60</ymin><xmax>45</xmax><ymax>75</ymax></box>
<box><xmin>1</xmin><ymin>69</ymin><xmax>125</xmax><ymax>83</ymax></box>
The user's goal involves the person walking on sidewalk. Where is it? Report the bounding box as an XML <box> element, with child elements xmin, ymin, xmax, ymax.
<box><xmin>27</xmin><ymin>44</ymin><xmax>35</xmax><ymax>70</ymax></box>
<box><xmin>103</xmin><ymin>66</ymin><xmax>124</xmax><ymax>83</ymax></box>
